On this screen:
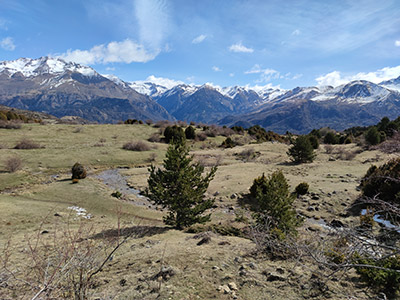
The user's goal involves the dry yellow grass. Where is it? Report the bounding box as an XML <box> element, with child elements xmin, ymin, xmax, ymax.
<box><xmin>0</xmin><ymin>123</ymin><xmax>395</xmax><ymax>299</ymax></box>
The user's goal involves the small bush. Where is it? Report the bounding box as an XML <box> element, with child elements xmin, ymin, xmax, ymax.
<box><xmin>236</xmin><ymin>148</ymin><xmax>257</xmax><ymax>161</ymax></box>
<box><xmin>185</xmin><ymin>126</ymin><xmax>196</xmax><ymax>139</ymax></box>
<box><xmin>324</xmin><ymin>132</ymin><xmax>339</xmax><ymax>144</ymax></box>
<box><xmin>164</xmin><ymin>125</ymin><xmax>186</xmax><ymax>143</ymax></box>
<box><xmin>287</xmin><ymin>135</ymin><xmax>316</xmax><ymax>163</ymax></box>
<box><xmin>122</xmin><ymin>141</ymin><xmax>152</xmax><ymax>151</ymax></box>
<box><xmin>148</xmin><ymin>133</ymin><xmax>161</xmax><ymax>143</ymax></box>
<box><xmin>295</xmin><ymin>182</ymin><xmax>309</xmax><ymax>195</ymax></box>
<box><xmin>147</xmin><ymin>153</ymin><xmax>157</xmax><ymax>163</ymax></box>
<box><xmin>354</xmin><ymin>254</ymin><xmax>400</xmax><ymax>297</ymax></box>
<box><xmin>111</xmin><ymin>191</ymin><xmax>122</xmax><ymax>198</ymax></box>
<box><xmin>365</xmin><ymin>127</ymin><xmax>381</xmax><ymax>146</ymax></box>
<box><xmin>360</xmin><ymin>158</ymin><xmax>400</xmax><ymax>204</ymax></box>
<box><xmin>73</xmin><ymin>127</ymin><xmax>83</xmax><ymax>133</ymax></box>
<box><xmin>71</xmin><ymin>163</ymin><xmax>87</xmax><ymax>180</ymax></box>
<box><xmin>336</xmin><ymin>148</ymin><xmax>357</xmax><ymax>160</ymax></box>
<box><xmin>72</xmin><ymin>178</ymin><xmax>79</xmax><ymax>184</ymax></box>
<box><xmin>5</xmin><ymin>156</ymin><xmax>23</xmax><ymax>173</ymax></box>
<box><xmin>308</xmin><ymin>135</ymin><xmax>319</xmax><ymax>149</ymax></box>
<box><xmin>14</xmin><ymin>138</ymin><xmax>42</xmax><ymax>149</ymax></box>
<box><xmin>195</xmin><ymin>132</ymin><xmax>207</xmax><ymax>141</ymax></box>
<box><xmin>220</xmin><ymin>137</ymin><xmax>237</xmax><ymax>148</ymax></box>
<box><xmin>325</xmin><ymin>144</ymin><xmax>334</xmax><ymax>154</ymax></box>
<box><xmin>0</xmin><ymin>120</ymin><xmax>22</xmax><ymax>129</ymax></box>
<box><xmin>251</xmin><ymin>171</ymin><xmax>301</xmax><ymax>236</ymax></box>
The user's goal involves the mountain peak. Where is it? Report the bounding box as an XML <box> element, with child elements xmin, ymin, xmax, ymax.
<box><xmin>0</xmin><ymin>56</ymin><xmax>97</xmax><ymax>78</ymax></box>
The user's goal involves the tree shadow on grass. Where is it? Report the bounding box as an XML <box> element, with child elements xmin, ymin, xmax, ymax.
<box><xmin>90</xmin><ymin>225</ymin><xmax>170</xmax><ymax>240</ymax></box>
<box><xmin>237</xmin><ymin>193</ymin><xmax>260</xmax><ymax>212</ymax></box>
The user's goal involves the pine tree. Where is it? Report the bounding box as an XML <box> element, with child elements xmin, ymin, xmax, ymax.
<box><xmin>287</xmin><ymin>135</ymin><xmax>316</xmax><ymax>163</ymax></box>
<box><xmin>146</xmin><ymin>138</ymin><xmax>217</xmax><ymax>229</ymax></box>
<box><xmin>252</xmin><ymin>171</ymin><xmax>300</xmax><ymax>236</ymax></box>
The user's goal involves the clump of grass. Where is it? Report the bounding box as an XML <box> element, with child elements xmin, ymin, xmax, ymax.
<box><xmin>148</xmin><ymin>133</ymin><xmax>161</xmax><ymax>143</ymax></box>
<box><xmin>147</xmin><ymin>153</ymin><xmax>157</xmax><ymax>163</ymax></box>
<box><xmin>236</xmin><ymin>148</ymin><xmax>258</xmax><ymax>161</ymax></box>
<box><xmin>4</xmin><ymin>156</ymin><xmax>23</xmax><ymax>173</ymax></box>
<box><xmin>325</xmin><ymin>144</ymin><xmax>334</xmax><ymax>154</ymax></box>
<box><xmin>73</xmin><ymin>126</ymin><xmax>83</xmax><ymax>133</ymax></box>
<box><xmin>14</xmin><ymin>138</ymin><xmax>42</xmax><ymax>149</ymax></box>
<box><xmin>122</xmin><ymin>141</ymin><xmax>152</xmax><ymax>151</ymax></box>
<box><xmin>336</xmin><ymin>148</ymin><xmax>357</xmax><ymax>160</ymax></box>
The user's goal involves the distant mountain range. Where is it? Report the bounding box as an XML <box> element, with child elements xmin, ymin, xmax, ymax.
<box><xmin>1</xmin><ymin>57</ymin><xmax>400</xmax><ymax>133</ymax></box>
<box><xmin>0</xmin><ymin>57</ymin><xmax>173</xmax><ymax>123</ymax></box>
<box><xmin>130</xmin><ymin>78</ymin><xmax>400</xmax><ymax>133</ymax></box>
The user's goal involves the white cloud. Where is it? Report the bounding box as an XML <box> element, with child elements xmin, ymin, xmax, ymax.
<box><xmin>0</xmin><ymin>18</ymin><xmax>8</xmax><ymax>30</ymax></box>
<box><xmin>105</xmin><ymin>67</ymin><xmax>115</xmax><ymax>71</ymax></box>
<box><xmin>134</xmin><ymin>0</ymin><xmax>171</xmax><ymax>51</ymax></box>
<box><xmin>316</xmin><ymin>66</ymin><xmax>400</xmax><ymax>86</ymax></box>
<box><xmin>245</xmin><ymin>64</ymin><xmax>279</xmax><ymax>82</ymax></box>
<box><xmin>229</xmin><ymin>42</ymin><xmax>254</xmax><ymax>53</ymax></box>
<box><xmin>229</xmin><ymin>73</ymin><xmax>235</xmax><ymax>77</ymax></box>
<box><xmin>144</xmin><ymin>75</ymin><xmax>184</xmax><ymax>89</ymax></box>
<box><xmin>395</xmin><ymin>40</ymin><xmax>400</xmax><ymax>47</ymax></box>
<box><xmin>192</xmin><ymin>34</ymin><xmax>207</xmax><ymax>44</ymax></box>
<box><xmin>292</xmin><ymin>29</ymin><xmax>301</xmax><ymax>36</ymax></box>
<box><xmin>212</xmin><ymin>66</ymin><xmax>221</xmax><ymax>72</ymax></box>
<box><xmin>245</xmin><ymin>83</ymin><xmax>282</xmax><ymax>92</ymax></box>
<box><xmin>57</xmin><ymin>39</ymin><xmax>158</xmax><ymax>64</ymax></box>
<box><xmin>1</xmin><ymin>37</ymin><xmax>15</xmax><ymax>51</ymax></box>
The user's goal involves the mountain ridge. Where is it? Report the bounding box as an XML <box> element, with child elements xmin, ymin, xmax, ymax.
<box><xmin>0</xmin><ymin>57</ymin><xmax>174</xmax><ymax>123</ymax></box>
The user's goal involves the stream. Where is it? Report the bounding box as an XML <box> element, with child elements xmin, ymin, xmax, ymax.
<box><xmin>96</xmin><ymin>169</ymin><xmax>155</xmax><ymax>208</ymax></box>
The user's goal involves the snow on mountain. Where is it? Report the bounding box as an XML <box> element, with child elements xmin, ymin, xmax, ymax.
<box><xmin>311</xmin><ymin>80</ymin><xmax>393</xmax><ymax>103</ymax></box>
<box><xmin>0</xmin><ymin>57</ymin><xmax>97</xmax><ymax>77</ymax></box>
<box><xmin>380</xmin><ymin>76</ymin><xmax>400</xmax><ymax>93</ymax></box>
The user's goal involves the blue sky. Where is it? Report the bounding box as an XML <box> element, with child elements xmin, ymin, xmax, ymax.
<box><xmin>1</xmin><ymin>0</ymin><xmax>400</xmax><ymax>89</ymax></box>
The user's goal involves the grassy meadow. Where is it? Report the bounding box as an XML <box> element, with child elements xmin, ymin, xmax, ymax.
<box><xmin>0</xmin><ymin>122</ymin><xmax>395</xmax><ymax>299</ymax></box>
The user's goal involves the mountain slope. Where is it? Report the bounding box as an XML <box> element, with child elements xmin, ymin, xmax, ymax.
<box><xmin>0</xmin><ymin>57</ymin><xmax>173</xmax><ymax>123</ymax></box>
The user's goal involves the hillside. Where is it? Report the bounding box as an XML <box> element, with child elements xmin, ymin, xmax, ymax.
<box><xmin>1</xmin><ymin>122</ymin><xmax>398</xmax><ymax>299</ymax></box>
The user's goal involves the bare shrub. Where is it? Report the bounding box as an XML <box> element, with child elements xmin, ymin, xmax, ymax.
<box><xmin>177</xmin><ymin>120</ymin><xmax>187</xmax><ymax>126</ymax></box>
<box><xmin>204</xmin><ymin>125</ymin><xmax>234</xmax><ymax>137</ymax></box>
<box><xmin>123</xmin><ymin>140</ymin><xmax>152</xmax><ymax>151</ymax></box>
<box><xmin>147</xmin><ymin>153</ymin><xmax>157</xmax><ymax>163</ymax></box>
<box><xmin>195</xmin><ymin>132</ymin><xmax>207</xmax><ymax>141</ymax></box>
<box><xmin>153</xmin><ymin>120</ymin><xmax>172</xmax><ymax>128</ymax></box>
<box><xmin>14</xmin><ymin>138</ymin><xmax>42</xmax><ymax>149</ymax></box>
<box><xmin>148</xmin><ymin>133</ymin><xmax>162</xmax><ymax>143</ymax></box>
<box><xmin>1</xmin><ymin>215</ymin><xmax>138</xmax><ymax>300</ymax></box>
<box><xmin>324</xmin><ymin>144</ymin><xmax>334</xmax><ymax>154</ymax></box>
<box><xmin>194</xmin><ymin>154</ymin><xmax>222</xmax><ymax>167</ymax></box>
<box><xmin>236</xmin><ymin>148</ymin><xmax>259</xmax><ymax>162</ymax></box>
<box><xmin>73</xmin><ymin>126</ymin><xmax>83</xmax><ymax>133</ymax></box>
<box><xmin>0</xmin><ymin>120</ymin><xmax>22</xmax><ymax>129</ymax></box>
<box><xmin>0</xmin><ymin>143</ymin><xmax>5</xmax><ymax>149</ymax></box>
<box><xmin>379</xmin><ymin>131</ymin><xmax>400</xmax><ymax>153</ymax></box>
<box><xmin>4</xmin><ymin>156</ymin><xmax>23</xmax><ymax>172</ymax></box>
<box><xmin>336</xmin><ymin>149</ymin><xmax>357</xmax><ymax>161</ymax></box>
<box><xmin>99</xmin><ymin>138</ymin><xmax>106</xmax><ymax>143</ymax></box>
<box><xmin>233</xmin><ymin>135</ymin><xmax>255</xmax><ymax>146</ymax></box>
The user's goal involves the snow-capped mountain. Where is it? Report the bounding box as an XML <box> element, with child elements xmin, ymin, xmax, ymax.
<box><xmin>128</xmin><ymin>76</ymin><xmax>400</xmax><ymax>130</ymax></box>
<box><xmin>1</xmin><ymin>56</ymin><xmax>400</xmax><ymax>132</ymax></box>
<box><xmin>0</xmin><ymin>57</ymin><xmax>173</xmax><ymax>122</ymax></box>
<box><xmin>0</xmin><ymin>56</ymin><xmax>97</xmax><ymax>77</ymax></box>
<box><xmin>380</xmin><ymin>77</ymin><xmax>400</xmax><ymax>93</ymax></box>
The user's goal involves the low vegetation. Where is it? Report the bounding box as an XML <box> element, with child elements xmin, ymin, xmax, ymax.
<box><xmin>146</xmin><ymin>138</ymin><xmax>217</xmax><ymax>229</ymax></box>
<box><xmin>1</xmin><ymin>119</ymin><xmax>400</xmax><ymax>299</ymax></box>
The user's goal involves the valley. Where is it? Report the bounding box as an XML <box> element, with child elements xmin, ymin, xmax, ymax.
<box><xmin>0</xmin><ymin>122</ymin><xmax>397</xmax><ymax>299</ymax></box>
